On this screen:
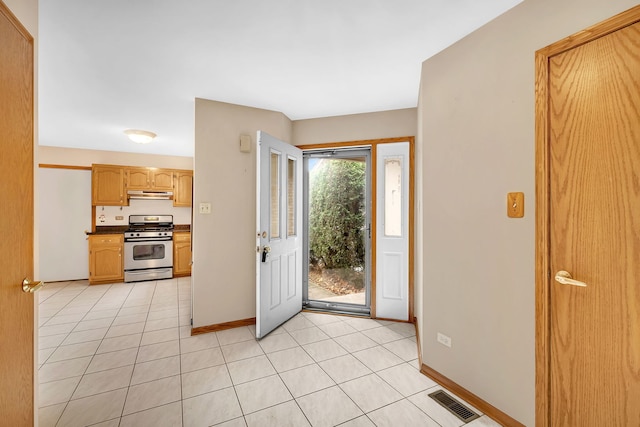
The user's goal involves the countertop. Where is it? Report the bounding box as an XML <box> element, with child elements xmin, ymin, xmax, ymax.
<box><xmin>86</xmin><ymin>224</ymin><xmax>191</xmax><ymax>235</ymax></box>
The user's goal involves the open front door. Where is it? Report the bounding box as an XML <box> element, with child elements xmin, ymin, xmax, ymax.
<box><xmin>256</xmin><ymin>132</ymin><xmax>303</xmax><ymax>338</ymax></box>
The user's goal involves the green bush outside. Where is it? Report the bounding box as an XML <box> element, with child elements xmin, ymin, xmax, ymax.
<box><xmin>309</xmin><ymin>159</ymin><xmax>366</xmax><ymax>277</ymax></box>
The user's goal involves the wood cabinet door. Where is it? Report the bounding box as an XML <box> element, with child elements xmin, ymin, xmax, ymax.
<box><xmin>89</xmin><ymin>235</ymin><xmax>123</xmax><ymax>283</ymax></box>
<box><xmin>126</xmin><ymin>167</ymin><xmax>150</xmax><ymax>190</ymax></box>
<box><xmin>173</xmin><ymin>232</ymin><xmax>192</xmax><ymax>276</ymax></box>
<box><xmin>151</xmin><ymin>169</ymin><xmax>173</xmax><ymax>190</ymax></box>
<box><xmin>92</xmin><ymin>165</ymin><xmax>125</xmax><ymax>205</ymax></box>
<box><xmin>174</xmin><ymin>171</ymin><xmax>193</xmax><ymax>207</ymax></box>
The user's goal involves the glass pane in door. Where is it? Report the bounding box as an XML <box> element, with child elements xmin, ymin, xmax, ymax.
<box><xmin>307</xmin><ymin>156</ymin><xmax>368</xmax><ymax>307</ymax></box>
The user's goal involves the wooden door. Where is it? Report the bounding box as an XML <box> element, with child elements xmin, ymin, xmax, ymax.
<box><xmin>0</xmin><ymin>3</ymin><xmax>35</xmax><ymax>425</ymax></box>
<box><xmin>536</xmin><ymin>6</ymin><xmax>640</xmax><ymax>426</ymax></box>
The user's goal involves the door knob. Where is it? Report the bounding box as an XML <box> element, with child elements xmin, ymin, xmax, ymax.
<box><xmin>554</xmin><ymin>271</ymin><xmax>587</xmax><ymax>287</ymax></box>
<box><xmin>22</xmin><ymin>278</ymin><xmax>45</xmax><ymax>293</ymax></box>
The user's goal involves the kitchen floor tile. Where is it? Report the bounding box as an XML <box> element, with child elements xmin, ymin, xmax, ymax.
<box><xmin>221</xmin><ymin>340</ymin><xmax>264</xmax><ymax>363</ymax></box>
<box><xmin>86</xmin><ymin>347</ymin><xmax>138</xmax><ymax>373</ymax></box>
<box><xmin>120</xmin><ymin>401</ymin><xmax>183</xmax><ymax>427</ymax></box>
<box><xmin>408</xmin><ymin>388</ymin><xmax>467</xmax><ymax>427</ymax></box>
<box><xmin>367</xmin><ymin>399</ymin><xmax>440</xmax><ymax>427</ymax></box>
<box><xmin>105</xmin><ymin>322</ymin><xmax>145</xmax><ymax>338</ymax></box>
<box><xmin>131</xmin><ymin>355</ymin><xmax>181</xmax><ymax>385</ymax></box>
<box><xmin>257</xmin><ymin>331</ymin><xmax>299</xmax><ymax>353</ymax></box>
<box><xmin>333</xmin><ymin>332</ymin><xmax>378</xmax><ymax>353</ymax></box>
<box><xmin>57</xmin><ymin>388</ymin><xmax>128</xmax><ymax>427</ymax></box>
<box><xmin>141</xmin><ymin>327</ymin><xmax>179</xmax><ymax>346</ymax></box>
<box><xmin>180</xmin><ymin>332</ymin><xmax>220</xmax><ymax>354</ymax></box>
<box><xmin>38</xmin><ymin>333</ymin><xmax>68</xmax><ymax>350</ymax></box>
<box><xmin>39</xmin><ymin>376</ymin><xmax>82</xmax><ymax>406</ymax></box>
<box><xmin>180</xmin><ymin>347</ymin><xmax>225</xmax><ymax>373</ymax></box>
<box><xmin>39</xmin><ymin>322</ymin><xmax>77</xmax><ymax>337</ymax></box>
<box><xmin>73</xmin><ymin>317</ymin><xmax>115</xmax><ymax>331</ymax></box>
<box><xmin>234</xmin><ymin>374</ymin><xmax>293</xmax><ymax>414</ymax></box>
<box><xmin>47</xmin><ymin>340</ymin><xmax>101</xmax><ymax>363</ymax></box>
<box><xmin>111</xmin><ymin>313</ymin><xmax>148</xmax><ymax>326</ymax></box>
<box><xmin>245</xmin><ymin>400</ymin><xmax>311</xmax><ymax>427</ymax></box>
<box><xmin>62</xmin><ymin>327</ymin><xmax>109</xmax><ymax>345</ymax></box>
<box><xmin>227</xmin><ymin>354</ymin><xmax>277</xmax><ymax>385</ymax></box>
<box><xmin>338</xmin><ymin>415</ymin><xmax>376</xmax><ymax>427</ymax></box>
<box><xmin>302</xmin><ymin>339</ymin><xmax>348</xmax><ymax>362</ymax></box>
<box><xmin>145</xmin><ymin>317</ymin><xmax>179</xmax><ymax>332</ymax></box>
<box><xmin>352</xmin><ymin>345</ymin><xmax>404</xmax><ymax>372</ymax></box>
<box><xmin>296</xmin><ymin>386</ymin><xmax>363</xmax><ymax>427</ymax></box>
<box><xmin>123</xmin><ymin>375</ymin><xmax>182</xmax><ymax>415</ymax></box>
<box><xmin>136</xmin><ymin>340</ymin><xmax>180</xmax><ymax>363</ymax></box>
<box><xmin>383</xmin><ymin>337</ymin><xmax>419</xmax><ymax>361</ymax></box>
<box><xmin>38</xmin><ymin>402</ymin><xmax>66</xmax><ymax>427</ymax></box>
<box><xmin>266</xmin><ymin>346</ymin><xmax>315</xmax><ymax>373</ymax></box>
<box><xmin>339</xmin><ymin>373</ymin><xmax>403</xmax><ymax>413</ymax></box>
<box><xmin>303</xmin><ymin>312</ymin><xmax>343</xmax><ymax>326</ymax></box>
<box><xmin>182</xmin><ymin>387</ymin><xmax>242</xmax><ymax>427</ymax></box>
<box><xmin>282</xmin><ymin>315</ymin><xmax>315</xmax><ymax>332</ymax></box>
<box><xmin>318</xmin><ymin>354</ymin><xmax>371</xmax><ymax>384</ymax></box>
<box><xmin>361</xmin><ymin>326</ymin><xmax>405</xmax><ymax>344</ymax></box>
<box><xmin>377</xmin><ymin>363</ymin><xmax>438</xmax><ymax>397</ymax></box>
<box><xmin>39</xmin><ymin>356</ymin><xmax>92</xmax><ymax>383</ymax></box>
<box><xmin>72</xmin><ymin>365</ymin><xmax>134</xmax><ymax>399</ymax></box>
<box><xmin>181</xmin><ymin>364</ymin><xmax>232</xmax><ymax>398</ymax></box>
<box><xmin>96</xmin><ymin>333</ymin><xmax>142</xmax><ymax>354</ymax></box>
<box><xmin>317</xmin><ymin>321</ymin><xmax>358</xmax><ymax>338</ymax></box>
<box><xmin>279</xmin><ymin>363</ymin><xmax>335</xmax><ymax>398</ymax></box>
<box><xmin>289</xmin><ymin>326</ymin><xmax>330</xmax><ymax>346</ymax></box>
<box><xmin>216</xmin><ymin>326</ymin><xmax>255</xmax><ymax>346</ymax></box>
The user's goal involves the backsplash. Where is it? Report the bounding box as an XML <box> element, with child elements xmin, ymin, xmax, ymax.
<box><xmin>96</xmin><ymin>199</ymin><xmax>191</xmax><ymax>225</ymax></box>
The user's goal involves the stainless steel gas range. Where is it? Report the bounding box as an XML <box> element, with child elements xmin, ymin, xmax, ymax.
<box><xmin>124</xmin><ymin>215</ymin><xmax>174</xmax><ymax>282</ymax></box>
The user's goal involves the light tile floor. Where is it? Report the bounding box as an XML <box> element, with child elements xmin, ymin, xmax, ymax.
<box><xmin>37</xmin><ymin>279</ymin><xmax>502</xmax><ymax>427</ymax></box>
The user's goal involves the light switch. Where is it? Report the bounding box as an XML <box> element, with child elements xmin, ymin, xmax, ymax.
<box><xmin>199</xmin><ymin>202</ymin><xmax>212</xmax><ymax>214</ymax></box>
<box><xmin>507</xmin><ymin>192</ymin><xmax>524</xmax><ymax>218</ymax></box>
<box><xmin>240</xmin><ymin>134</ymin><xmax>251</xmax><ymax>153</ymax></box>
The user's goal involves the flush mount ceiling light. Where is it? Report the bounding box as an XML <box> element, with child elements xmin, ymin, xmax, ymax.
<box><xmin>124</xmin><ymin>129</ymin><xmax>156</xmax><ymax>144</ymax></box>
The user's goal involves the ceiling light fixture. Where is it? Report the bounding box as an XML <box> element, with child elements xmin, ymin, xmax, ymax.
<box><xmin>124</xmin><ymin>129</ymin><xmax>156</xmax><ymax>144</ymax></box>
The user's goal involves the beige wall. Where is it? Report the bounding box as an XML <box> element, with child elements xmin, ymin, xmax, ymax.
<box><xmin>192</xmin><ymin>99</ymin><xmax>292</xmax><ymax>327</ymax></box>
<box><xmin>418</xmin><ymin>0</ymin><xmax>638</xmax><ymax>425</ymax></box>
<box><xmin>39</xmin><ymin>146</ymin><xmax>193</xmax><ymax>169</ymax></box>
<box><xmin>293</xmin><ymin>108</ymin><xmax>416</xmax><ymax>146</ymax></box>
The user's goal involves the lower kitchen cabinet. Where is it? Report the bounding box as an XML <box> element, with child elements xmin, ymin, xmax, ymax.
<box><xmin>173</xmin><ymin>232</ymin><xmax>192</xmax><ymax>277</ymax></box>
<box><xmin>88</xmin><ymin>234</ymin><xmax>123</xmax><ymax>284</ymax></box>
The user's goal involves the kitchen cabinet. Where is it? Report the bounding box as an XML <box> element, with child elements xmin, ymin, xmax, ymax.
<box><xmin>173</xmin><ymin>170</ymin><xmax>193</xmax><ymax>207</ymax></box>
<box><xmin>173</xmin><ymin>232</ymin><xmax>192</xmax><ymax>277</ymax></box>
<box><xmin>126</xmin><ymin>167</ymin><xmax>174</xmax><ymax>191</ymax></box>
<box><xmin>88</xmin><ymin>234</ymin><xmax>123</xmax><ymax>284</ymax></box>
<box><xmin>92</xmin><ymin>165</ymin><xmax>125</xmax><ymax>206</ymax></box>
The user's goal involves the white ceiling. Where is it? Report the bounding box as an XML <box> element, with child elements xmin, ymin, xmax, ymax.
<box><xmin>38</xmin><ymin>0</ymin><xmax>522</xmax><ymax>157</ymax></box>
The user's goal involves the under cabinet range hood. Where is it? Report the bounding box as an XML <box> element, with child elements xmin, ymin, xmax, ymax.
<box><xmin>127</xmin><ymin>190</ymin><xmax>173</xmax><ymax>200</ymax></box>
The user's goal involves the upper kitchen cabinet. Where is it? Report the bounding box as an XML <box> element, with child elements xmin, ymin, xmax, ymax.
<box><xmin>173</xmin><ymin>170</ymin><xmax>193</xmax><ymax>207</ymax></box>
<box><xmin>126</xmin><ymin>167</ymin><xmax>174</xmax><ymax>191</ymax></box>
<box><xmin>92</xmin><ymin>165</ymin><xmax>125</xmax><ymax>206</ymax></box>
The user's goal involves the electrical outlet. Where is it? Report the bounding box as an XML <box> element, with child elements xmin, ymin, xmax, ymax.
<box><xmin>199</xmin><ymin>202</ymin><xmax>212</xmax><ymax>214</ymax></box>
<box><xmin>115</xmin><ymin>215</ymin><xmax>124</xmax><ymax>220</ymax></box>
<box><xmin>437</xmin><ymin>332</ymin><xmax>452</xmax><ymax>348</ymax></box>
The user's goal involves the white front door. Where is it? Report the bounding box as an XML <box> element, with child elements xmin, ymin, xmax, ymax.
<box><xmin>256</xmin><ymin>131</ymin><xmax>303</xmax><ymax>338</ymax></box>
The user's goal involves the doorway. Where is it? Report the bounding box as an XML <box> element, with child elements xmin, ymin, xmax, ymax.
<box><xmin>303</xmin><ymin>148</ymin><xmax>372</xmax><ymax>316</ymax></box>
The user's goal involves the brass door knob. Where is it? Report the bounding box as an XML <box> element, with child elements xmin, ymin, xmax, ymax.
<box><xmin>22</xmin><ymin>278</ymin><xmax>45</xmax><ymax>293</ymax></box>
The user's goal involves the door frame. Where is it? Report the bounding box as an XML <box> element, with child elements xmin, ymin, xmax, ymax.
<box><xmin>534</xmin><ymin>5</ymin><xmax>640</xmax><ymax>426</ymax></box>
<box><xmin>298</xmin><ymin>137</ymin><xmax>415</xmax><ymax>320</ymax></box>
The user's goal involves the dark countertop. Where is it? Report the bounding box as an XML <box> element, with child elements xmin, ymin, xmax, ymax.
<box><xmin>86</xmin><ymin>224</ymin><xmax>191</xmax><ymax>235</ymax></box>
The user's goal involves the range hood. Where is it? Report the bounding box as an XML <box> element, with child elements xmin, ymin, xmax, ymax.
<box><xmin>127</xmin><ymin>190</ymin><xmax>173</xmax><ymax>200</ymax></box>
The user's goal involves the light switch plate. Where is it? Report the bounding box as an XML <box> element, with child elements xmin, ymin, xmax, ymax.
<box><xmin>240</xmin><ymin>134</ymin><xmax>251</xmax><ymax>153</ymax></box>
<box><xmin>199</xmin><ymin>202</ymin><xmax>212</xmax><ymax>214</ymax></box>
<box><xmin>507</xmin><ymin>192</ymin><xmax>524</xmax><ymax>218</ymax></box>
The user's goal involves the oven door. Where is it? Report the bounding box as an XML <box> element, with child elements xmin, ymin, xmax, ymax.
<box><xmin>124</xmin><ymin>240</ymin><xmax>173</xmax><ymax>271</ymax></box>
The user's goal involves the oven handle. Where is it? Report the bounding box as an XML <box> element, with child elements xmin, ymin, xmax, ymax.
<box><xmin>124</xmin><ymin>237</ymin><xmax>173</xmax><ymax>242</ymax></box>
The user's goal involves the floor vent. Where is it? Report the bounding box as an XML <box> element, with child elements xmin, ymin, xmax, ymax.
<box><xmin>428</xmin><ymin>390</ymin><xmax>480</xmax><ymax>423</ymax></box>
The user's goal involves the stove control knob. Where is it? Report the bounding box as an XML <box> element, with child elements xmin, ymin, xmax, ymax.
<box><xmin>136</xmin><ymin>233</ymin><xmax>140</xmax><ymax>237</ymax></box>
